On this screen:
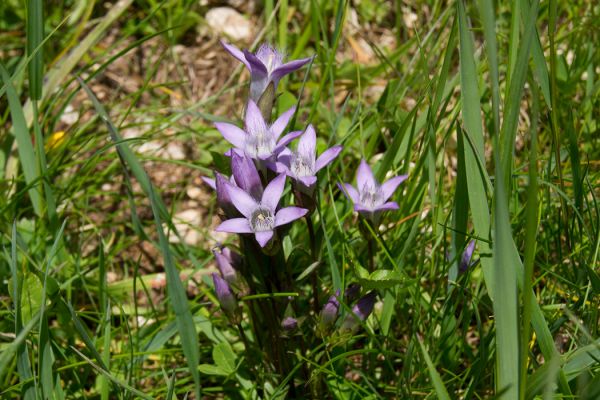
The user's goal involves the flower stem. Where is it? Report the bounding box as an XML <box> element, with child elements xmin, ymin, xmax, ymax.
<box><xmin>306</xmin><ymin>215</ymin><xmax>320</xmax><ymax>314</ymax></box>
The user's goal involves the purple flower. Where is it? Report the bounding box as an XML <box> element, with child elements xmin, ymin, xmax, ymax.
<box><xmin>215</xmin><ymin>174</ymin><xmax>308</xmax><ymax>247</ymax></box>
<box><xmin>221</xmin><ymin>41</ymin><xmax>312</xmax><ymax>101</ymax></box>
<box><xmin>213</xmin><ymin>246</ymin><xmax>249</xmax><ymax>295</ymax></box>
<box><xmin>319</xmin><ymin>290</ymin><xmax>340</xmax><ymax>331</ymax></box>
<box><xmin>339</xmin><ymin>160</ymin><xmax>407</xmax><ymax>223</ymax></box>
<box><xmin>281</xmin><ymin>316</ymin><xmax>298</xmax><ymax>332</ymax></box>
<box><xmin>459</xmin><ymin>240</ymin><xmax>476</xmax><ymax>273</ymax></box>
<box><xmin>274</xmin><ymin>124</ymin><xmax>342</xmax><ymax>189</ymax></box>
<box><xmin>215</xmin><ymin>100</ymin><xmax>302</xmax><ymax>161</ymax></box>
<box><xmin>212</xmin><ymin>273</ymin><xmax>241</xmax><ymax>324</ymax></box>
<box><xmin>344</xmin><ymin>283</ymin><xmax>361</xmax><ymax>304</ymax></box>
<box><xmin>339</xmin><ymin>291</ymin><xmax>377</xmax><ymax>334</ymax></box>
<box><xmin>202</xmin><ymin>153</ymin><xmax>264</xmax><ymax>216</ymax></box>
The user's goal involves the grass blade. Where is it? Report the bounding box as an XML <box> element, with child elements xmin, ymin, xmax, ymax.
<box><xmin>78</xmin><ymin>78</ymin><xmax>201</xmax><ymax>398</ymax></box>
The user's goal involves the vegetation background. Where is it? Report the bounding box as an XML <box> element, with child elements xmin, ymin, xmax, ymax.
<box><xmin>0</xmin><ymin>0</ymin><xmax>598</xmax><ymax>398</ymax></box>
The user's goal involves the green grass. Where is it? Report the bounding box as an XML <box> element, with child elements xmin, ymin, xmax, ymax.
<box><xmin>0</xmin><ymin>0</ymin><xmax>599</xmax><ymax>398</ymax></box>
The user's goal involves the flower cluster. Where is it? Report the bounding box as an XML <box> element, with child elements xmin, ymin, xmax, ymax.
<box><xmin>203</xmin><ymin>40</ymin><xmax>408</xmax><ymax>389</ymax></box>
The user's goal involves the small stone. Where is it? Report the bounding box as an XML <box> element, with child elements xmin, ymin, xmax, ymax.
<box><xmin>205</xmin><ymin>7</ymin><xmax>252</xmax><ymax>42</ymax></box>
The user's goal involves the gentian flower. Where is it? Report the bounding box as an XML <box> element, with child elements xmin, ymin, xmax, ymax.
<box><xmin>274</xmin><ymin>124</ymin><xmax>342</xmax><ymax>190</ymax></box>
<box><xmin>215</xmin><ymin>100</ymin><xmax>302</xmax><ymax>161</ymax></box>
<box><xmin>212</xmin><ymin>273</ymin><xmax>241</xmax><ymax>324</ymax></box>
<box><xmin>339</xmin><ymin>160</ymin><xmax>408</xmax><ymax>223</ymax></box>
<box><xmin>459</xmin><ymin>240</ymin><xmax>476</xmax><ymax>274</ymax></box>
<box><xmin>213</xmin><ymin>246</ymin><xmax>249</xmax><ymax>296</ymax></box>
<box><xmin>318</xmin><ymin>290</ymin><xmax>340</xmax><ymax>333</ymax></box>
<box><xmin>339</xmin><ymin>291</ymin><xmax>377</xmax><ymax>334</ymax></box>
<box><xmin>215</xmin><ymin>174</ymin><xmax>308</xmax><ymax>247</ymax></box>
<box><xmin>221</xmin><ymin>41</ymin><xmax>312</xmax><ymax>102</ymax></box>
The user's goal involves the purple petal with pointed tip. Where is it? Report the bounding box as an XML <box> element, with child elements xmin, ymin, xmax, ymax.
<box><xmin>272</xmin><ymin>161</ymin><xmax>291</xmax><ymax>175</ymax></box>
<box><xmin>215</xmin><ymin>218</ymin><xmax>253</xmax><ymax>233</ymax></box>
<box><xmin>354</xmin><ymin>204</ymin><xmax>375</xmax><ymax>213</ymax></box>
<box><xmin>315</xmin><ymin>145</ymin><xmax>342</xmax><ymax>172</ymax></box>
<box><xmin>271</xmin><ymin>57</ymin><xmax>313</xmax><ymax>81</ymax></box>
<box><xmin>215</xmin><ymin>122</ymin><xmax>246</xmax><ymax>149</ymax></box>
<box><xmin>356</xmin><ymin>159</ymin><xmax>377</xmax><ymax>191</ymax></box>
<box><xmin>298</xmin><ymin>176</ymin><xmax>317</xmax><ymax>187</ymax></box>
<box><xmin>297</xmin><ymin>124</ymin><xmax>317</xmax><ymax>161</ymax></box>
<box><xmin>261</xmin><ymin>174</ymin><xmax>286</xmax><ymax>211</ymax></box>
<box><xmin>380</xmin><ymin>175</ymin><xmax>408</xmax><ymax>202</ymax></box>
<box><xmin>214</xmin><ymin>250</ymin><xmax>236</xmax><ymax>281</ymax></box>
<box><xmin>227</xmin><ymin>184</ymin><xmax>259</xmax><ymax>218</ymax></box>
<box><xmin>375</xmin><ymin>201</ymin><xmax>399</xmax><ymax>211</ymax></box>
<box><xmin>255</xmin><ymin>230</ymin><xmax>274</xmax><ymax>247</ymax></box>
<box><xmin>220</xmin><ymin>41</ymin><xmax>250</xmax><ymax>70</ymax></box>
<box><xmin>273</xmin><ymin>130</ymin><xmax>303</xmax><ymax>155</ymax></box>
<box><xmin>270</xmin><ymin>106</ymin><xmax>296</xmax><ymax>139</ymax></box>
<box><xmin>232</xmin><ymin>153</ymin><xmax>263</xmax><ymax>200</ymax></box>
<box><xmin>245</xmin><ymin>100</ymin><xmax>268</xmax><ymax>135</ymax></box>
<box><xmin>202</xmin><ymin>176</ymin><xmax>216</xmax><ymax>190</ymax></box>
<box><xmin>338</xmin><ymin>183</ymin><xmax>360</xmax><ymax>203</ymax></box>
<box><xmin>215</xmin><ymin>173</ymin><xmax>235</xmax><ymax>213</ymax></box>
<box><xmin>275</xmin><ymin>206</ymin><xmax>308</xmax><ymax>227</ymax></box>
<box><xmin>242</xmin><ymin>49</ymin><xmax>268</xmax><ymax>76</ymax></box>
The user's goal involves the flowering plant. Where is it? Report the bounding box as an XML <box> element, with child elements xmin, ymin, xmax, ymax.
<box><xmin>202</xmin><ymin>40</ymin><xmax>408</xmax><ymax>397</ymax></box>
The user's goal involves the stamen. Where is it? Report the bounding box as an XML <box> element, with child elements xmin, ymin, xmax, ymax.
<box><xmin>290</xmin><ymin>153</ymin><xmax>314</xmax><ymax>178</ymax></box>
<box><xmin>359</xmin><ymin>185</ymin><xmax>383</xmax><ymax>209</ymax></box>
<box><xmin>250</xmin><ymin>207</ymin><xmax>275</xmax><ymax>232</ymax></box>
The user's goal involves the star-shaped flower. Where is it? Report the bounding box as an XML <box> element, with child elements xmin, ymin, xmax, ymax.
<box><xmin>215</xmin><ymin>174</ymin><xmax>308</xmax><ymax>247</ymax></box>
<box><xmin>215</xmin><ymin>100</ymin><xmax>302</xmax><ymax>161</ymax></box>
<box><xmin>339</xmin><ymin>160</ymin><xmax>408</xmax><ymax>223</ymax></box>
<box><xmin>221</xmin><ymin>41</ymin><xmax>312</xmax><ymax>101</ymax></box>
<box><xmin>274</xmin><ymin>124</ymin><xmax>342</xmax><ymax>189</ymax></box>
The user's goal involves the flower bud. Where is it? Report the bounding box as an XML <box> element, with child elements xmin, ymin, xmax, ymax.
<box><xmin>344</xmin><ymin>283</ymin><xmax>361</xmax><ymax>304</ymax></box>
<box><xmin>213</xmin><ymin>246</ymin><xmax>249</xmax><ymax>296</ymax></box>
<box><xmin>339</xmin><ymin>291</ymin><xmax>377</xmax><ymax>334</ymax></box>
<box><xmin>212</xmin><ymin>273</ymin><xmax>241</xmax><ymax>324</ymax></box>
<box><xmin>319</xmin><ymin>290</ymin><xmax>340</xmax><ymax>332</ymax></box>
<box><xmin>281</xmin><ymin>316</ymin><xmax>298</xmax><ymax>332</ymax></box>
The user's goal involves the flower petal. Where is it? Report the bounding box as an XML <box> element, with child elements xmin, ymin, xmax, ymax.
<box><xmin>315</xmin><ymin>145</ymin><xmax>343</xmax><ymax>171</ymax></box>
<box><xmin>261</xmin><ymin>173</ymin><xmax>286</xmax><ymax>211</ymax></box>
<box><xmin>216</xmin><ymin>218</ymin><xmax>253</xmax><ymax>233</ymax></box>
<box><xmin>243</xmin><ymin>49</ymin><xmax>268</xmax><ymax>76</ymax></box>
<box><xmin>298</xmin><ymin>176</ymin><xmax>317</xmax><ymax>187</ymax></box>
<box><xmin>273</xmin><ymin>130</ymin><xmax>303</xmax><ymax>155</ymax></box>
<box><xmin>356</xmin><ymin>159</ymin><xmax>377</xmax><ymax>192</ymax></box>
<box><xmin>220</xmin><ymin>41</ymin><xmax>250</xmax><ymax>70</ymax></box>
<box><xmin>232</xmin><ymin>152</ymin><xmax>263</xmax><ymax>200</ymax></box>
<box><xmin>375</xmin><ymin>201</ymin><xmax>399</xmax><ymax>211</ymax></box>
<box><xmin>202</xmin><ymin>176</ymin><xmax>216</xmax><ymax>190</ymax></box>
<box><xmin>271</xmin><ymin>56</ymin><xmax>313</xmax><ymax>81</ymax></box>
<box><xmin>244</xmin><ymin>100</ymin><xmax>268</xmax><ymax>137</ymax></box>
<box><xmin>379</xmin><ymin>175</ymin><xmax>408</xmax><ymax>202</ymax></box>
<box><xmin>270</xmin><ymin>106</ymin><xmax>296</xmax><ymax>139</ymax></box>
<box><xmin>255</xmin><ymin>230</ymin><xmax>274</xmax><ymax>247</ymax></box>
<box><xmin>338</xmin><ymin>183</ymin><xmax>360</xmax><ymax>203</ymax></box>
<box><xmin>297</xmin><ymin>124</ymin><xmax>316</xmax><ymax>161</ymax></box>
<box><xmin>227</xmin><ymin>184</ymin><xmax>259</xmax><ymax>218</ymax></box>
<box><xmin>271</xmin><ymin>161</ymin><xmax>291</xmax><ymax>175</ymax></box>
<box><xmin>354</xmin><ymin>204</ymin><xmax>375</xmax><ymax>213</ymax></box>
<box><xmin>275</xmin><ymin>207</ymin><xmax>308</xmax><ymax>227</ymax></box>
<box><xmin>215</xmin><ymin>122</ymin><xmax>246</xmax><ymax>149</ymax></box>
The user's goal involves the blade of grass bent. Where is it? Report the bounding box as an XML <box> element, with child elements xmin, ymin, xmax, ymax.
<box><xmin>418</xmin><ymin>337</ymin><xmax>452</xmax><ymax>400</ymax></box>
<box><xmin>78</xmin><ymin>79</ymin><xmax>201</xmax><ymax>397</ymax></box>
<box><xmin>0</xmin><ymin>64</ymin><xmax>43</xmax><ymax>216</ymax></box>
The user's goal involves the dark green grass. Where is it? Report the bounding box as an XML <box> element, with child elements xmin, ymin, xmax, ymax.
<box><xmin>1</xmin><ymin>0</ymin><xmax>599</xmax><ymax>398</ymax></box>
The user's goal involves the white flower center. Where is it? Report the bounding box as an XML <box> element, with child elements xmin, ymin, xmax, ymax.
<box><xmin>245</xmin><ymin>129</ymin><xmax>275</xmax><ymax>158</ymax></box>
<box><xmin>359</xmin><ymin>185</ymin><xmax>383</xmax><ymax>209</ymax></box>
<box><xmin>250</xmin><ymin>207</ymin><xmax>275</xmax><ymax>232</ymax></box>
<box><xmin>290</xmin><ymin>153</ymin><xmax>314</xmax><ymax>178</ymax></box>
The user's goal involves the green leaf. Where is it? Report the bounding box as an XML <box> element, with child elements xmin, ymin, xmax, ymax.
<box><xmin>213</xmin><ymin>342</ymin><xmax>236</xmax><ymax>375</ymax></box>
<box><xmin>198</xmin><ymin>364</ymin><xmax>229</xmax><ymax>376</ymax></box>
